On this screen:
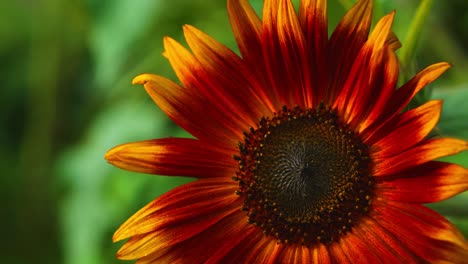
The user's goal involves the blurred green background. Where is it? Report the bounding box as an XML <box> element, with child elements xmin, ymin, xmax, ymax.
<box><xmin>2</xmin><ymin>0</ymin><xmax>467</xmax><ymax>263</ymax></box>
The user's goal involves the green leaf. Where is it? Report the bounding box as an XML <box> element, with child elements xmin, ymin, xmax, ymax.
<box><xmin>433</xmin><ymin>86</ymin><xmax>468</xmax><ymax>140</ymax></box>
<box><xmin>56</xmin><ymin>97</ymin><xmax>191</xmax><ymax>264</ymax></box>
<box><xmin>429</xmin><ymin>86</ymin><xmax>468</xmax><ymax>237</ymax></box>
<box><xmin>89</xmin><ymin>0</ymin><xmax>161</xmax><ymax>93</ymax></box>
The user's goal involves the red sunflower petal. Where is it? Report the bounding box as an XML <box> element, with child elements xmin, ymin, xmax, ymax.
<box><xmin>105</xmin><ymin>138</ymin><xmax>235</xmax><ymax>177</ymax></box>
<box><xmin>206</xmin><ymin>226</ymin><xmax>261</xmax><ymax>264</ymax></box>
<box><xmin>295</xmin><ymin>247</ymin><xmax>305</xmax><ymax>263</ymax></box>
<box><xmin>183</xmin><ymin>25</ymin><xmax>275</xmax><ymax>115</ymax></box>
<box><xmin>373</xmin><ymin>201</ymin><xmax>468</xmax><ymax>262</ymax></box>
<box><xmin>215</xmin><ymin>230</ymin><xmax>264</xmax><ymax>264</ymax></box>
<box><xmin>368</xmin><ymin>100</ymin><xmax>442</xmax><ymax>157</ymax></box>
<box><xmin>239</xmin><ymin>235</ymin><xmax>285</xmax><ymax>263</ymax></box>
<box><xmin>373</xmin><ymin>138</ymin><xmax>468</xmax><ymax>177</ymax></box>
<box><xmin>227</xmin><ymin>0</ymin><xmax>261</xmax><ymax>60</ymax></box>
<box><xmin>227</xmin><ymin>0</ymin><xmax>266</xmax><ymax>80</ymax></box>
<box><xmin>261</xmin><ymin>240</ymin><xmax>284</xmax><ymax>263</ymax></box>
<box><xmin>299</xmin><ymin>0</ymin><xmax>327</xmax><ymax>105</ymax></box>
<box><xmin>133</xmin><ymin>73</ymin><xmax>239</xmax><ymax>146</ymax></box>
<box><xmin>278</xmin><ymin>0</ymin><xmax>314</xmax><ymax>107</ymax></box>
<box><xmin>393</xmin><ymin>63</ymin><xmax>450</xmax><ymax>111</ymax></box>
<box><xmin>327</xmin><ymin>0</ymin><xmax>372</xmax><ymax>101</ymax></box>
<box><xmin>385</xmin><ymin>31</ymin><xmax>402</xmax><ymax>50</ymax></box>
<box><xmin>311</xmin><ymin>243</ymin><xmax>332</xmax><ymax>264</ymax></box>
<box><xmin>262</xmin><ymin>0</ymin><xmax>311</xmax><ymax>107</ymax></box>
<box><xmin>140</xmin><ymin>212</ymin><xmax>252</xmax><ymax>263</ymax></box>
<box><xmin>299</xmin><ymin>246</ymin><xmax>311</xmax><ymax>263</ymax></box>
<box><xmin>333</xmin><ymin>12</ymin><xmax>398</xmax><ymax>129</ymax></box>
<box><xmin>235</xmin><ymin>231</ymin><xmax>273</xmax><ymax>263</ymax></box>
<box><xmin>279</xmin><ymin>245</ymin><xmax>303</xmax><ymax>263</ymax></box>
<box><xmin>377</xmin><ymin>161</ymin><xmax>468</xmax><ymax>203</ymax></box>
<box><xmin>329</xmin><ymin>243</ymin><xmax>349</xmax><ymax>263</ymax></box>
<box><xmin>114</xmin><ymin>178</ymin><xmax>239</xmax><ymax>259</ymax></box>
<box><xmin>355</xmin><ymin>217</ymin><xmax>422</xmax><ymax>262</ymax></box>
<box><xmin>363</xmin><ymin>62</ymin><xmax>451</xmax><ymax>135</ymax></box>
<box><xmin>335</xmin><ymin>232</ymin><xmax>381</xmax><ymax>263</ymax></box>
<box><xmin>163</xmin><ymin>37</ymin><xmax>265</xmax><ymax>141</ymax></box>
<box><xmin>356</xmin><ymin>48</ymin><xmax>399</xmax><ymax>133</ymax></box>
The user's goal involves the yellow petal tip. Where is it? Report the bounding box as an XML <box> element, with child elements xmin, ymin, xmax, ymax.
<box><xmin>112</xmin><ymin>234</ymin><xmax>120</xmax><ymax>243</ymax></box>
<box><xmin>104</xmin><ymin>145</ymin><xmax>121</xmax><ymax>163</ymax></box>
<box><xmin>441</xmin><ymin>61</ymin><xmax>452</xmax><ymax>69</ymax></box>
<box><xmin>112</xmin><ymin>229</ymin><xmax>124</xmax><ymax>243</ymax></box>
<box><xmin>132</xmin><ymin>74</ymin><xmax>158</xmax><ymax>85</ymax></box>
<box><xmin>163</xmin><ymin>36</ymin><xmax>175</xmax><ymax>46</ymax></box>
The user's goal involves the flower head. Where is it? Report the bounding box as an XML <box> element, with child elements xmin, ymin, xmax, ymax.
<box><xmin>106</xmin><ymin>0</ymin><xmax>468</xmax><ymax>262</ymax></box>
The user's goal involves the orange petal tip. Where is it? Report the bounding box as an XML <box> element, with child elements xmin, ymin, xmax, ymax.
<box><xmin>430</xmin><ymin>62</ymin><xmax>452</xmax><ymax>76</ymax></box>
<box><xmin>113</xmin><ymin>223</ymin><xmax>138</xmax><ymax>243</ymax></box>
<box><xmin>182</xmin><ymin>24</ymin><xmax>193</xmax><ymax>31</ymax></box>
<box><xmin>113</xmin><ymin>228</ymin><xmax>126</xmax><ymax>243</ymax></box>
<box><xmin>105</xmin><ymin>143</ymin><xmax>139</xmax><ymax>167</ymax></box>
<box><xmin>163</xmin><ymin>36</ymin><xmax>175</xmax><ymax>46</ymax></box>
<box><xmin>112</xmin><ymin>231</ymin><xmax>122</xmax><ymax>243</ymax></box>
<box><xmin>434</xmin><ymin>61</ymin><xmax>452</xmax><ymax>71</ymax></box>
<box><xmin>132</xmin><ymin>74</ymin><xmax>158</xmax><ymax>85</ymax></box>
<box><xmin>104</xmin><ymin>144</ymin><xmax>122</xmax><ymax>163</ymax></box>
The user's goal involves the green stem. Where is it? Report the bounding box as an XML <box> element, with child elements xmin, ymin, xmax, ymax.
<box><xmin>399</xmin><ymin>0</ymin><xmax>435</xmax><ymax>71</ymax></box>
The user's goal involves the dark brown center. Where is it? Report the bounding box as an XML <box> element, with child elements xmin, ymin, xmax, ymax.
<box><xmin>233</xmin><ymin>105</ymin><xmax>373</xmax><ymax>245</ymax></box>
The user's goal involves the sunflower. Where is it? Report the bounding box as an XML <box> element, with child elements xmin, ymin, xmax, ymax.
<box><xmin>105</xmin><ymin>0</ymin><xmax>468</xmax><ymax>262</ymax></box>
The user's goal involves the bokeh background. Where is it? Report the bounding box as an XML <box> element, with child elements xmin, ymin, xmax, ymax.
<box><xmin>2</xmin><ymin>0</ymin><xmax>467</xmax><ymax>263</ymax></box>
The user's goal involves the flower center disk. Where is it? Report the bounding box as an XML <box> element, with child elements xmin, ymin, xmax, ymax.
<box><xmin>234</xmin><ymin>105</ymin><xmax>374</xmax><ymax>245</ymax></box>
